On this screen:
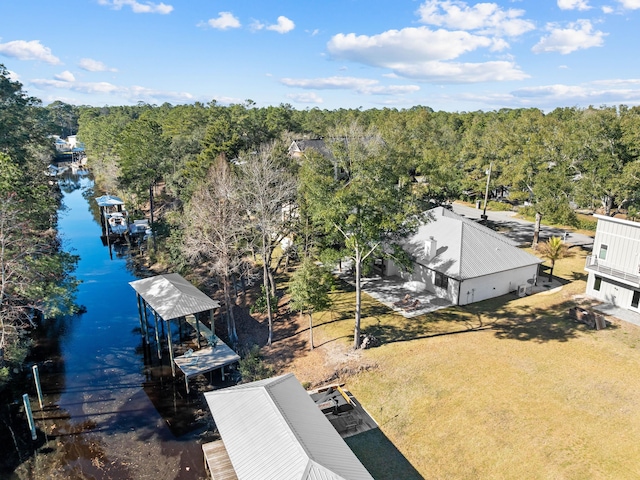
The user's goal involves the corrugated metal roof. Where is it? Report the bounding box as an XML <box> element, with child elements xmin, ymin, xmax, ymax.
<box><xmin>129</xmin><ymin>273</ymin><xmax>220</xmax><ymax>320</ymax></box>
<box><xmin>204</xmin><ymin>373</ymin><xmax>373</xmax><ymax>480</ymax></box>
<box><xmin>95</xmin><ymin>194</ymin><xmax>125</xmax><ymax>207</ymax></box>
<box><xmin>405</xmin><ymin>207</ymin><xmax>541</xmax><ymax>280</ymax></box>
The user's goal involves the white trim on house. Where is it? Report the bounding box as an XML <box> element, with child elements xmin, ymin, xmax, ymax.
<box><xmin>387</xmin><ymin>207</ymin><xmax>541</xmax><ymax>305</ymax></box>
<box><xmin>585</xmin><ymin>215</ymin><xmax>640</xmax><ymax>312</ymax></box>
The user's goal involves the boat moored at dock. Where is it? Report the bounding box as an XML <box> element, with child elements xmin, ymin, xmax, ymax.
<box><xmin>96</xmin><ymin>194</ymin><xmax>129</xmax><ymax>243</ymax></box>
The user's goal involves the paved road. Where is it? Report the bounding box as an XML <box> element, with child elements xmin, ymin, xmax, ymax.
<box><xmin>451</xmin><ymin>202</ymin><xmax>595</xmax><ymax>250</ymax></box>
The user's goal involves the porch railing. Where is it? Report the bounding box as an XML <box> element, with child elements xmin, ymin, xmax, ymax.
<box><xmin>585</xmin><ymin>255</ymin><xmax>640</xmax><ymax>285</ymax></box>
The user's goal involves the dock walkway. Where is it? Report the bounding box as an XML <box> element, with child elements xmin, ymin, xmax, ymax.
<box><xmin>202</xmin><ymin>439</ymin><xmax>237</xmax><ymax>480</ymax></box>
<box><xmin>174</xmin><ymin>342</ymin><xmax>240</xmax><ymax>393</ymax></box>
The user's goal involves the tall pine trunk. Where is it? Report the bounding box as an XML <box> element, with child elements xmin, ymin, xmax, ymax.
<box><xmin>222</xmin><ymin>275</ymin><xmax>237</xmax><ymax>344</ymax></box>
<box><xmin>263</xmin><ymin>235</ymin><xmax>273</xmax><ymax>346</ymax></box>
<box><xmin>353</xmin><ymin>252</ymin><xmax>362</xmax><ymax>349</ymax></box>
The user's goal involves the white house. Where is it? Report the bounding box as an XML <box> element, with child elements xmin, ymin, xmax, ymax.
<box><xmin>584</xmin><ymin>214</ymin><xmax>640</xmax><ymax>311</ymax></box>
<box><xmin>204</xmin><ymin>373</ymin><xmax>373</xmax><ymax>480</ymax></box>
<box><xmin>385</xmin><ymin>207</ymin><xmax>542</xmax><ymax>305</ymax></box>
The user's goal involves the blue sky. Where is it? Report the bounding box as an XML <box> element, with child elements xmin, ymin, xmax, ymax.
<box><xmin>1</xmin><ymin>0</ymin><xmax>639</xmax><ymax>112</ymax></box>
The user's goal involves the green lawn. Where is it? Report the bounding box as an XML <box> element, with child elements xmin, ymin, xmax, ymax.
<box><xmin>308</xmin><ymin>250</ymin><xmax>640</xmax><ymax>479</ymax></box>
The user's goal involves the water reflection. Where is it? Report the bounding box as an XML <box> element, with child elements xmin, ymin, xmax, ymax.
<box><xmin>6</xmin><ymin>173</ymin><xmax>210</xmax><ymax>479</ymax></box>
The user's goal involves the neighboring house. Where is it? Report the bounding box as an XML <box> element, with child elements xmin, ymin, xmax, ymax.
<box><xmin>585</xmin><ymin>214</ymin><xmax>640</xmax><ymax>311</ymax></box>
<box><xmin>288</xmin><ymin>138</ymin><xmax>333</xmax><ymax>160</ymax></box>
<box><xmin>204</xmin><ymin>373</ymin><xmax>373</xmax><ymax>480</ymax></box>
<box><xmin>384</xmin><ymin>207</ymin><xmax>542</xmax><ymax>305</ymax></box>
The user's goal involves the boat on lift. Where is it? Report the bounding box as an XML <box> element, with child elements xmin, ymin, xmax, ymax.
<box><xmin>108</xmin><ymin>211</ymin><xmax>128</xmax><ymax>235</ymax></box>
<box><xmin>95</xmin><ymin>194</ymin><xmax>129</xmax><ymax>240</ymax></box>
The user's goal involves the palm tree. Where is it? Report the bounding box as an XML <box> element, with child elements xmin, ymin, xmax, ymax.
<box><xmin>537</xmin><ymin>236</ymin><xmax>573</xmax><ymax>282</ymax></box>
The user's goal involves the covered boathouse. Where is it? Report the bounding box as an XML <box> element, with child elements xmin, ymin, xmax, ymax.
<box><xmin>129</xmin><ymin>273</ymin><xmax>240</xmax><ymax>393</ymax></box>
<box><xmin>203</xmin><ymin>373</ymin><xmax>374</xmax><ymax>480</ymax></box>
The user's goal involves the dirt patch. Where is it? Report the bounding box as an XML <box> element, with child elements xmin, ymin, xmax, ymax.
<box><xmin>204</xmin><ymin>277</ymin><xmax>378</xmax><ymax>390</ymax></box>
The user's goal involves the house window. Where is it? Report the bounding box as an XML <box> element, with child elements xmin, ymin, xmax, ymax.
<box><xmin>598</xmin><ymin>244</ymin><xmax>608</xmax><ymax>260</ymax></box>
<box><xmin>594</xmin><ymin>276</ymin><xmax>602</xmax><ymax>291</ymax></box>
<box><xmin>435</xmin><ymin>272</ymin><xmax>448</xmax><ymax>288</ymax></box>
<box><xmin>632</xmin><ymin>291</ymin><xmax>640</xmax><ymax>309</ymax></box>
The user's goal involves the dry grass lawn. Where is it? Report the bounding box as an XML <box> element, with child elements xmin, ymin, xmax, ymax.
<box><xmin>276</xmin><ymin>249</ymin><xmax>640</xmax><ymax>479</ymax></box>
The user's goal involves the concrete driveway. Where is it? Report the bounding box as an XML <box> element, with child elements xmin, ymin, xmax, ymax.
<box><xmin>451</xmin><ymin>203</ymin><xmax>594</xmax><ymax>250</ymax></box>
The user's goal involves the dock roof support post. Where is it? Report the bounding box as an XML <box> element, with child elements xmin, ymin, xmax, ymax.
<box><xmin>167</xmin><ymin>320</ymin><xmax>176</xmax><ymax>377</ymax></box>
<box><xmin>142</xmin><ymin>300</ymin><xmax>150</xmax><ymax>342</ymax></box>
<box><xmin>153</xmin><ymin>310</ymin><xmax>162</xmax><ymax>359</ymax></box>
<box><xmin>136</xmin><ymin>293</ymin><xmax>146</xmax><ymax>343</ymax></box>
<box><xmin>195</xmin><ymin>314</ymin><xmax>202</xmax><ymax>348</ymax></box>
<box><xmin>209</xmin><ymin>309</ymin><xmax>215</xmax><ymax>339</ymax></box>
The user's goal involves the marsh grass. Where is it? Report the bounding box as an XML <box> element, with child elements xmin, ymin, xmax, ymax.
<box><xmin>306</xmin><ymin>248</ymin><xmax>640</xmax><ymax>479</ymax></box>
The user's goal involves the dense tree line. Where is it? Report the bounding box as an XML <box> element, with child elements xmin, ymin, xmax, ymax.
<box><xmin>72</xmin><ymin>96</ymin><xmax>640</xmax><ymax>347</ymax></box>
<box><xmin>77</xmin><ymin>101</ymin><xmax>640</xmax><ymax>222</ymax></box>
<box><xmin>0</xmin><ymin>65</ymin><xmax>79</xmax><ymax>389</ymax></box>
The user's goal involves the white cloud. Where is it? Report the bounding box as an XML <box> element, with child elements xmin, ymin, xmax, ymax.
<box><xmin>508</xmin><ymin>79</ymin><xmax>640</xmax><ymax>107</ymax></box>
<box><xmin>97</xmin><ymin>0</ymin><xmax>173</xmax><ymax>14</ymax></box>
<box><xmin>557</xmin><ymin>0</ymin><xmax>591</xmax><ymax>10</ymax></box>
<box><xmin>416</xmin><ymin>0</ymin><xmax>535</xmax><ymax>37</ymax></box>
<box><xmin>7</xmin><ymin>70</ymin><xmax>20</xmax><ymax>82</ymax></box>
<box><xmin>438</xmin><ymin>79</ymin><xmax>640</xmax><ymax>111</ymax></box>
<box><xmin>602</xmin><ymin>5</ymin><xmax>614</xmax><ymax>13</ymax></box>
<box><xmin>266</xmin><ymin>16</ymin><xmax>295</xmax><ymax>34</ymax></box>
<box><xmin>78</xmin><ymin>58</ymin><xmax>117</xmax><ymax>72</ymax></box>
<box><xmin>532</xmin><ymin>20</ymin><xmax>606</xmax><ymax>54</ymax></box>
<box><xmin>280</xmin><ymin>76</ymin><xmax>420</xmax><ymax>95</ymax></box>
<box><xmin>327</xmin><ymin>26</ymin><xmax>526</xmax><ymax>83</ymax></box>
<box><xmin>207</xmin><ymin>12</ymin><xmax>241</xmax><ymax>30</ymax></box>
<box><xmin>250</xmin><ymin>19</ymin><xmax>265</xmax><ymax>31</ymax></box>
<box><xmin>392</xmin><ymin>60</ymin><xmax>528</xmax><ymax>83</ymax></box>
<box><xmin>54</xmin><ymin>71</ymin><xmax>75</xmax><ymax>82</ymax></box>
<box><xmin>617</xmin><ymin>0</ymin><xmax>640</xmax><ymax>9</ymax></box>
<box><xmin>328</xmin><ymin>27</ymin><xmax>493</xmax><ymax>64</ymax></box>
<box><xmin>0</xmin><ymin>40</ymin><xmax>61</xmax><ymax>65</ymax></box>
<box><xmin>31</xmin><ymin>77</ymin><xmax>195</xmax><ymax>103</ymax></box>
<box><xmin>282</xmin><ymin>76</ymin><xmax>378</xmax><ymax>90</ymax></box>
<box><xmin>287</xmin><ymin>92</ymin><xmax>324</xmax><ymax>104</ymax></box>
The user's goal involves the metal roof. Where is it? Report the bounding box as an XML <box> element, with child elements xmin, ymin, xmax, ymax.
<box><xmin>204</xmin><ymin>373</ymin><xmax>373</xmax><ymax>480</ymax></box>
<box><xmin>129</xmin><ymin>273</ymin><xmax>220</xmax><ymax>320</ymax></box>
<box><xmin>95</xmin><ymin>194</ymin><xmax>125</xmax><ymax>207</ymax></box>
<box><xmin>404</xmin><ymin>207</ymin><xmax>541</xmax><ymax>280</ymax></box>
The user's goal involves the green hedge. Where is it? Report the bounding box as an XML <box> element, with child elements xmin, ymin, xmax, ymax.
<box><xmin>487</xmin><ymin>200</ymin><xmax>514</xmax><ymax>212</ymax></box>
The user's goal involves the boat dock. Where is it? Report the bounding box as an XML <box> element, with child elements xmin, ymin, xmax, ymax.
<box><xmin>129</xmin><ymin>273</ymin><xmax>240</xmax><ymax>393</ymax></box>
<box><xmin>174</xmin><ymin>343</ymin><xmax>240</xmax><ymax>393</ymax></box>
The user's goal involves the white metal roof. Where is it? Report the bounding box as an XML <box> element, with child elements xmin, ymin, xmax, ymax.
<box><xmin>204</xmin><ymin>373</ymin><xmax>373</xmax><ymax>480</ymax></box>
<box><xmin>129</xmin><ymin>273</ymin><xmax>220</xmax><ymax>320</ymax></box>
<box><xmin>95</xmin><ymin>194</ymin><xmax>125</xmax><ymax>207</ymax></box>
<box><xmin>404</xmin><ymin>207</ymin><xmax>541</xmax><ymax>280</ymax></box>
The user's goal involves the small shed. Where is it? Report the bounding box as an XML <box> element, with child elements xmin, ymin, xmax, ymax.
<box><xmin>129</xmin><ymin>273</ymin><xmax>238</xmax><ymax>390</ymax></box>
<box><xmin>204</xmin><ymin>373</ymin><xmax>373</xmax><ymax>480</ymax></box>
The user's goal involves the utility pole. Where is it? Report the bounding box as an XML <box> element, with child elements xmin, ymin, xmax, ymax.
<box><xmin>481</xmin><ymin>161</ymin><xmax>492</xmax><ymax>222</ymax></box>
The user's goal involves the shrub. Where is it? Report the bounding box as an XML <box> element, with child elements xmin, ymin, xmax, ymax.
<box><xmin>576</xmin><ymin>217</ymin><xmax>597</xmax><ymax>232</ymax></box>
<box><xmin>238</xmin><ymin>345</ymin><xmax>273</xmax><ymax>382</ymax></box>
<box><xmin>250</xmin><ymin>285</ymin><xmax>278</xmax><ymax>315</ymax></box>
<box><xmin>487</xmin><ymin>200</ymin><xmax>513</xmax><ymax>212</ymax></box>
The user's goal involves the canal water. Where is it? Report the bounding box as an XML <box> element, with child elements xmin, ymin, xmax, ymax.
<box><xmin>6</xmin><ymin>175</ymin><xmax>211</xmax><ymax>479</ymax></box>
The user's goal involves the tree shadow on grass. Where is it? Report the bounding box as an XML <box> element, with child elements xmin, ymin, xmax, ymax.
<box><xmin>571</xmin><ymin>271</ymin><xmax>588</xmax><ymax>282</ymax></box>
<box><xmin>361</xmin><ymin>294</ymin><xmax>618</xmax><ymax>348</ymax></box>
<box><xmin>346</xmin><ymin>428</ymin><xmax>424</xmax><ymax>480</ymax></box>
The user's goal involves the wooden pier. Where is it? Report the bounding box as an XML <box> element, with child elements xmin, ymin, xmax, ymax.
<box><xmin>202</xmin><ymin>439</ymin><xmax>237</xmax><ymax>480</ymax></box>
<box><xmin>129</xmin><ymin>274</ymin><xmax>240</xmax><ymax>393</ymax></box>
<box><xmin>174</xmin><ymin>343</ymin><xmax>240</xmax><ymax>393</ymax></box>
